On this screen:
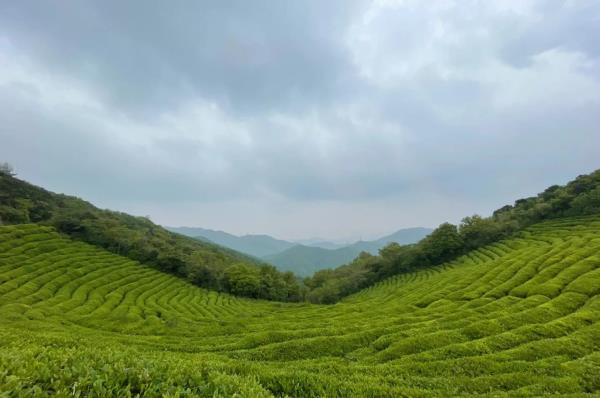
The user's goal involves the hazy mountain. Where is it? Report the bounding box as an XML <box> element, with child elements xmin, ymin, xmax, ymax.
<box><xmin>293</xmin><ymin>238</ymin><xmax>349</xmax><ymax>250</ymax></box>
<box><xmin>264</xmin><ymin>227</ymin><xmax>432</xmax><ymax>276</ymax></box>
<box><xmin>263</xmin><ymin>245</ymin><xmax>360</xmax><ymax>276</ymax></box>
<box><xmin>357</xmin><ymin>227</ymin><xmax>434</xmax><ymax>252</ymax></box>
<box><xmin>166</xmin><ymin>227</ymin><xmax>295</xmax><ymax>258</ymax></box>
<box><xmin>168</xmin><ymin>226</ymin><xmax>432</xmax><ymax>276</ymax></box>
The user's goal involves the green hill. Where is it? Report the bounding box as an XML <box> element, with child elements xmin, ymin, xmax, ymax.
<box><xmin>0</xmin><ymin>171</ymin><xmax>301</xmax><ymax>301</ymax></box>
<box><xmin>263</xmin><ymin>244</ymin><xmax>359</xmax><ymax>276</ymax></box>
<box><xmin>1</xmin><ymin>215</ymin><xmax>600</xmax><ymax>396</ymax></box>
<box><xmin>264</xmin><ymin>228</ymin><xmax>432</xmax><ymax>276</ymax></box>
<box><xmin>304</xmin><ymin>170</ymin><xmax>600</xmax><ymax>303</ymax></box>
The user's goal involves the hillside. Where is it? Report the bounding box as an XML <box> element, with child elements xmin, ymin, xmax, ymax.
<box><xmin>0</xmin><ymin>171</ymin><xmax>301</xmax><ymax>301</ymax></box>
<box><xmin>166</xmin><ymin>226</ymin><xmax>296</xmax><ymax>258</ymax></box>
<box><xmin>305</xmin><ymin>170</ymin><xmax>600</xmax><ymax>303</ymax></box>
<box><xmin>263</xmin><ymin>244</ymin><xmax>360</xmax><ymax>276</ymax></box>
<box><xmin>1</xmin><ymin>216</ymin><xmax>599</xmax><ymax>396</ymax></box>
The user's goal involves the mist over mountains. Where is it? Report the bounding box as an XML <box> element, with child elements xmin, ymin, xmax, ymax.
<box><xmin>167</xmin><ymin>226</ymin><xmax>432</xmax><ymax>275</ymax></box>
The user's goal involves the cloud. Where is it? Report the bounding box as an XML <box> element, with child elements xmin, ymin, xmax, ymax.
<box><xmin>0</xmin><ymin>0</ymin><xmax>364</xmax><ymax>116</ymax></box>
<box><xmin>0</xmin><ymin>0</ymin><xmax>599</xmax><ymax>239</ymax></box>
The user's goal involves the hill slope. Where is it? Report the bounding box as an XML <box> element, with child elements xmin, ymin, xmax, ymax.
<box><xmin>264</xmin><ymin>227</ymin><xmax>432</xmax><ymax>276</ymax></box>
<box><xmin>166</xmin><ymin>226</ymin><xmax>296</xmax><ymax>258</ymax></box>
<box><xmin>1</xmin><ymin>216</ymin><xmax>599</xmax><ymax>396</ymax></box>
<box><xmin>263</xmin><ymin>244</ymin><xmax>360</xmax><ymax>276</ymax></box>
<box><xmin>0</xmin><ymin>171</ymin><xmax>301</xmax><ymax>301</ymax></box>
<box><xmin>304</xmin><ymin>170</ymin><xmax>600</xmax><ymax>303</ymax></box>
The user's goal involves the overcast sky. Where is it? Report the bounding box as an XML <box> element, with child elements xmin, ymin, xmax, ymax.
<box><xmin>1</xmin><ymin>1</ymin><xmax>599</xmax><ymax>241</ymax></box>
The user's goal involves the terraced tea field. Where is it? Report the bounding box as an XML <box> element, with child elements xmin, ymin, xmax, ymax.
<box><xmin>1</xmin><ymin>216</ymin><xmax>600</xmax><ymax>397</ymax></box>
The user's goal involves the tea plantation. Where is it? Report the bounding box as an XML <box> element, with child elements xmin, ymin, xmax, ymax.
<box><xmin>1</xmin><ymin>216</ymin><xmax>600</xmax><ymax>397</ymax></box>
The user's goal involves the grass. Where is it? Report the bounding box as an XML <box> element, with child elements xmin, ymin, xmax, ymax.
<box><xmin>1</xmin><ymin>216</ymin><xmax>600</xmax><ymax>396</ymax></box>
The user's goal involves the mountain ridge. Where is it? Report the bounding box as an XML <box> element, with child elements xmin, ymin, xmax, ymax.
<box><xmin>264</xmin><ymin>227</ymin><xmax>433</xmax><ymax>276</ymax></box>
<box><xmin>166</xmin><ymin>226</ymin><xmax>296</xmax><ymax>258</ymax></box>
<box><xmin>168</xmin><ymin>225</ymin><xmax>433</xmax><ymax>275</ymax></box>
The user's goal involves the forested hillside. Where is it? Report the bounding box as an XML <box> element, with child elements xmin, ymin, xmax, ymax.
<box><xmin>0</xmin><ymin>168</ymin><xmax>302</xmax><ymax>301</ymax></box>
<box><xmin>2</xmin><ymin>167</ymin><xmax>600</xmax><ymax>304</ymax></box>
<box><xmin>305</xmin><ymin>170</ymin><xmax>600</xmax><ymax>303</ymax></box>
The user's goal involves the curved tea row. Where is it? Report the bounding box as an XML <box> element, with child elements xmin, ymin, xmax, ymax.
<box><xmin>1</xmin><ymin>216</ymin><xmax>599</xmax><ymax>396</ymax></box>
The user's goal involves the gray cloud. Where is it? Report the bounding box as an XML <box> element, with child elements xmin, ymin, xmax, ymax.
<box><xmin>1</xmin><ymin>0</ymin><xmax>599</xmax><ymax>239</ymax></box>
<box><xmin>0</xmin><ymin>0</ymin><xmax>364</xmax><ymax>116</ymax></box>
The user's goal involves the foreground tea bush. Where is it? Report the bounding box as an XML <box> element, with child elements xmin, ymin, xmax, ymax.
<box><xmin>1</xmin><ymin>216</ymin><xmax>600</xmax><ymax>396</ymax></box>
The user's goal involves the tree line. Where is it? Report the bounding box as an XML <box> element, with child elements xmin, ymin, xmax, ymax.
<box><xmin>0</xmin><ymin>168</ymin><xmax>302</xmax><ymax>301</ymax></box>
<box><xmin>2</xmin><ymin>164</ymin><xmax>599</xmax><ymax>303</ymax></box>
<box><xmin>304</xmin><ymin>170</ymin><xmax>600</xmax><ymax>303</ymax></box>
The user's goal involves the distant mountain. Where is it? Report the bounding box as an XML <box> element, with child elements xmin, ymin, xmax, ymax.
<box><xmin>263</xmin><ymin>227</ymin><xmax>432</xmax><ymax>276</ymax></box>
<box><xmin>263</xmin><ymin>245</ymin><xmax>359</xmax><ymax>276</ymax></box>
<box><xmin>166</xmin><ymin>227</ymin><xmax>295</xmax><ymax>258</ymax></box>
<box><xmin>293</xmin><ymin>238</ymin><xmax>348</xmax><ymax>250</ymax></box>
<box><xmin>168</xmin><ymin>226</ymin><xmax>432</xmax><ymax>276</ymax></box>
<box><xmin>363</xmin><ymin>227</ymin><xmax>434</xmax><ymax>250</ymax></box>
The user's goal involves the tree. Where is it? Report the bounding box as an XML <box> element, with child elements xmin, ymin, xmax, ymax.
<box><xmin>258</xmin><ymin>265</ymin><xmax>287</xmax><ymax>301</ymax></box>
<box><xmin>569</xmin><ymin>186</ymin><xmax>600</xmax><ymax>215</ymax></box>
<box><xmin>378</xmin><ymin>243</ymin><xmax>405</xmax><ymax>275</ymax></box>
<box><xmin>224</xmin><ymin>264</ymin><xmax>261</xmax><ymax>298</ymax></box>
<box><xmin>306</xmin><ymin>279</ymin><xmax>343</xmax><ymax>304</ymax></box>
<box><xmin>459</xmin><ymin>215</ymin><xmax>505</xmax><ymax>251</ymax></box>
<box><xmin>156</xmin><ymin>253</ymin><xmax>186</xmax><ymax>275</ymax></box>
<box><xmin>0</xmin><ymin>162</ymin><xmax>15</xmax><ymax>176</ymax></box>
<box><xmin>187</xmin><ymin>262</ymin><xmax>217</xmax><ymax>288</ymax></box>
<box><xmin>420</xmin><ymin>223</ymin><xmax>463</xmax><ymax>264</ymax></box>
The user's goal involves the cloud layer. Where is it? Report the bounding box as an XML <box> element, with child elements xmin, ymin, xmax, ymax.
<box><xmin>1</xmin><ymin>0</ymin><xmax>599</xmax><ymax>240</ymax></box>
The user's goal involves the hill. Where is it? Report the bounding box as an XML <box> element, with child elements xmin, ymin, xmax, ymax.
<box><xmin>1</xmin><ymin>216</ymin><xmax>599</xmax><ymax>396</ymax></box>
<box><xmin>304</xmin><ymin>170</ymin><xmax>600</xmax><ymax>303</ymax></box>
<box><xmin>263</xmin><ymin>244</ymin><xmax>359</xmax><ymax>276</ymax></box>
<box><xmin>0</xmin><ymin>170</ymin><xmax>301</xmax><ymax>301</ymax></box>
<box><xmin>264</xmin><ymin>227</ymin><xmax>433</xmax><ymax>276</ymax></box>
<box><xmin>166</xmin><ymin>226</ymin><xmax>295</xmax><ymax>258</ymax></box>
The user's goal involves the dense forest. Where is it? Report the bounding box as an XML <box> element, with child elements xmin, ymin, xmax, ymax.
<box><xmin>304</xmin><ymin>169</ymin><xmax>600</xmax><ymax>303</ymax></box>
<box><xmin>2</xmin><ymin>162</ymin><xmax>600</xmax><ymax>304</ymax></box>
<box><xmin>0</xmin><ymin>163</ymin><xmax>302</xmax><ymax>301</ymax></box>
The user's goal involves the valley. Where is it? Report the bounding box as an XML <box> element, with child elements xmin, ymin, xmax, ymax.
<box><xmin>1</xmin><ymin>215</ymin><xmax>599</xmax><ymax>396</ymax></box>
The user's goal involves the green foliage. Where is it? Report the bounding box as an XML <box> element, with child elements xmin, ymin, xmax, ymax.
<box><xmin>304</xmin><ymin>169</ymin><xmax>600</xmax><ymax>303</ymax></box>
<box><xmin>1</xmin><ymin>216</ymin><xmax>600</xmax><ymax>396</ymax></box>
<box><xmin>225</xmin><ymin>263</ymin><xmax>262</xmax><ymax>297</ymax></box>
<box><xmin>0</xmin><ymin>172</ymin><xmax>301</xmax><ymax>301</ymax></box>
<box><xmin>3</xmin><ymin>164</ymin><xmax>600</xmax><ymax>308</ymax></box>
<box><xmin>420</xmin><ymin>222</ymin><xmax>464</xmax><ymax>263</ymax></box>
<box><xmin>459</xmin><ymin>214</ymin><xmax>504</xmax><ymax>251</ymax></box>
